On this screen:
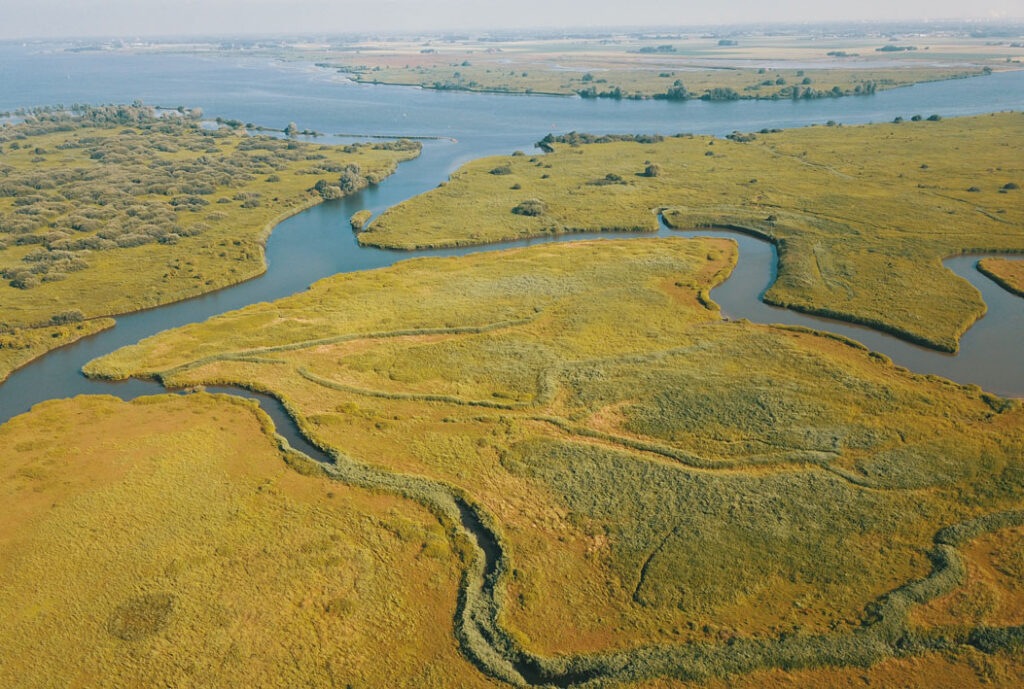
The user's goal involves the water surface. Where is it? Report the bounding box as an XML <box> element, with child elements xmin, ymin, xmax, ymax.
<box><xmin>0</xmin><ymin>47</ymin><xmax>1021</xmax><ymax>424</ymax></box>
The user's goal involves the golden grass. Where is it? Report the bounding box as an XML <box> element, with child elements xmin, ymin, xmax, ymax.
<box><xmin>979</xmin><ymin>257</ymin><xmax>1024</xmax><ymax>297</ymax></box>
<box><xmin>651</xmin><ymin>648</ymin><xmax>1024</xmax><ymax>688</ymax></box>
<box><xmin>84</xmin><ymin>238</ymin><xmax>1024</xmax><ymax>684</ymax></box>
<box><xmin>0</xmin><ymin>392</ymin><xmax>498</xmax><ymax>688</ymax></box>
<box><xmin>361</xmin><ymin>113</ymin><xmax>1024</xmax><ymax>351</ymax></box>
<box><xmin>0</xmin><ymin>317</ymin><xmax>113</xmax><ymax>383</ymax></box>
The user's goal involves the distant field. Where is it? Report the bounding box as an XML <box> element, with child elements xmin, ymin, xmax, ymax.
<box><xmin>85</xmin><ymin>238</ymin><xmax>1024</xmax><ymax>686</ymax></box>
<box><xmin>362</xmin><ymin>113</ymin><xmax>1024</xmax><ymax>352</ymax></box>
<box><xmin>0</xmin><ymin>393</ymin><xmax>497</xmax><ymax>688</ymax></box>
<box><xmin>295</xmin><ymin>32</ymin><xmax>1020</xmax><ymax>99</ymax></box>
<box><xmin>0</xmin><ymin>105</ymin><xmax>420</xmax><ymax>381</ymax></box>
<box><xmin>330</xmin><ymin>61</ymin><xmax>992</xmax><ymax>101</ymax></box>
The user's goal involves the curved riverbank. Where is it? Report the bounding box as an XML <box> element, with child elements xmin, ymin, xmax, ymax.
<box><xmin>1</xmin><ymin>168</ymin><xmax>1021</xmax><ymax>424</ymax></box>
<box><xmin>666</xmin><ymin>223</ymin><xmax>1024</xmax><ymax>398</ymax></box>
<box><xmin>206</xmin><ymin>380</ymin><xmax>1024</xmax><ymax>687</ymax></box>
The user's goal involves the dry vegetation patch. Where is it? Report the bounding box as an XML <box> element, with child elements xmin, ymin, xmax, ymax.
<box><xmin>979</xmin><ymin>257</ymin><xmax>1024</xmax><ymax>297</ymax></box>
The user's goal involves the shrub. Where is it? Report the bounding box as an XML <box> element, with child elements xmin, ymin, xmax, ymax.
<box><xmin>106</xmin><ymin>593</ymin><xmax>176</xmax><ymax>641</ymax></box>
<box><xmin>701</xmin><ymin>88</ymin><xmax>740</xmax><ymax>101</ymax></box>
<box><xmin>338</xmin><ymin>165</ymin><xmax>367</xmax><ymax>193</ymax></box>
<box><xmin>511</xmin><ymin>199</ymin><xmax>547</xmax><ymax>216</ymax></box>
<box><xmin>490</xmin><ymin>165</ymin><xmax>512</xmax><ymax>175</ymax></box>
<box><xmin>116</xmin><ymin>233</ymin><xmax>155</xmax><ymax>247</ymax></box>
<box><xmin>643</xmin><ymin>164</ymin><xmax>662</xmax><ymax>177</ymax></box>
<box><xmin>10</xmin><ymin>274</ymin><xmax>40</xmax><ymax>289</ymax></box>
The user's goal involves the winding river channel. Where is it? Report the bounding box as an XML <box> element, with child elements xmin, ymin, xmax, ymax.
<box><xmin>0</xmin><ymin>50</ymin><xmax>1022</xmax><ymax>430</ymax></box>
<box><xmin>0</xmin><ymin>45</ymin><xmax>1023</xmax><ymax>687</ymax></box>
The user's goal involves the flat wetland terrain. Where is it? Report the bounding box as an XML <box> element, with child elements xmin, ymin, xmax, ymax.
<box><xmin>0</xmin><ymin>105</ymin><xmax>420</xmax><ymax>381</ymax></box>
<box><xmin>0</xmin><ymin>393</ymin><xmax>496</xmax><ymax>687</ymax></box>
<box><xmin>81</xmin><ymin>238</ymin><xmax>1024</xmax><ymax>686</ymax></box>
<box><xmin>363</xmin><ymin>113</ymin><xmax>1024</xmax><ymax>352</ymax></box>
<box><xmin>0</xmin><ymin>70</ymin><xmax>1022</xmax><ymax>685</ymax></box>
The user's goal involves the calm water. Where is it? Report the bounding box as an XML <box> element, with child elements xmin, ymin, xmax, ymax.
<box><xmin>0</xmin><ymin>45</ymin><xmax>1022</xmax><ymax>424</ymax></box>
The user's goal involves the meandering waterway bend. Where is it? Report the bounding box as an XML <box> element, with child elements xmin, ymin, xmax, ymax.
<box><xmin>0</xmin><ymin>52</ymin><xmax>1022</xmax><ymax>425</ymax></box>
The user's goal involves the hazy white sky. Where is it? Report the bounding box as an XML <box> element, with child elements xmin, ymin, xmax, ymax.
<box><xmin>2</xmin><ymin>0</ymin><xmax>1021</xmax><ymax>39</ymax></box>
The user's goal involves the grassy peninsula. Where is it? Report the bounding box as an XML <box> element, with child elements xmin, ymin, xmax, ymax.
<box><xmin>0</xmin><ymin>105</ymin><xmax>420</xmax><ymax>381</ymax></box>
<box><xmin>360</xmin><ymin>113</ymin><xmax>1024</xmax><ymax>352</ymax></box>
<box><xmin>84</xmin><ymin>238</ymin><xmax>1024</xmax><ymax>686</ymax></box>
<box><xmin>979</xmin><ymin>257</ymin><xmax>1024</xmax><ymax>297</ymax></box>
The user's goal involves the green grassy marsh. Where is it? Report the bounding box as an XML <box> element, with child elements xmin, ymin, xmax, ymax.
<box><xmin>361</xmin><ymin>113</ymin><xmax>1024</xmax><ymax>351</ymax></box>
<box><xmin>0</xmin><ymin>105</ymin><xmax>420</xmax><ymax>380</ymax></box>
<box><xmin>84</xmin><ymin>238</ymin><xmax>1024</xmax><ymax>684</ymax></box>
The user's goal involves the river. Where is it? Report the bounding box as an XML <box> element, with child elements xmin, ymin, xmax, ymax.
<box><xmin>0</xmin><ymin>46</ymin><xmax>1022</xmax><ymax>425</ymax></box>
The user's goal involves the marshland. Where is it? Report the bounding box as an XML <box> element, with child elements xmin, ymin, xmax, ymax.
<box><xmin>1</xmin><ymin>20</ymin><xmax>1023</xmax><ymax>689</ymax></box>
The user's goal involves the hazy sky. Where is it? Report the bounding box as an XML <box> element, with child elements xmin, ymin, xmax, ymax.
<box><xmin>2</xmin><ymin>0</ymin><xmax>1021</xmax><ymax>40</ymax></box>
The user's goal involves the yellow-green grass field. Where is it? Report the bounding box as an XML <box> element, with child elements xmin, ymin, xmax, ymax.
<box><xmin>0</xmin><ymin>316</ymin><xmax>114</xmax><ymax>381</ymax></box>
<box><xmin>85</xmin><ymin>238</ymin><xmax>1024</xmax><ymax>685</ymax></box>
<box><xmin>0</xmin><ymin>105</ymin><xmax>420</xmax><ymax>381</ymax></box>
<box><xmin>0</xmin><ymin>392</ymin><xmax>498</xmax><ymax>688</ymax></box>
<box><xmin>979</xmin><ymin>257</ymin><xmax>1024</xmax><ymax>297</ymax></box>
<box><xmin>361</xmin><ymin>113</ymin><xmax>1024</xmax><ymax>352</ymax></box>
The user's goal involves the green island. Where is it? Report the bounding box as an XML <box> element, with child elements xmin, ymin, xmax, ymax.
<box><xmin>74</xmin><ymin>237</ymin><xmax>1024</xmax><ymax>686</ymax></box>
<box><xmin>331</xmin><ymin>60</ymin><xmax>993</xmax><ymax>101</ymax></box>
<box><xmin>0</xmin><ymin>105</ymin><xmax>421</xmax><ymax>381</ymax></box>
<box><xmin>360</xmin><ymin>113</ymin><xmax>1024</xmax><ymax>352</ymax></box>
<box><xmin>270</xmin><ymin>32</ymin><xmax>1018</xmax><ymax>101</ymax></box>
